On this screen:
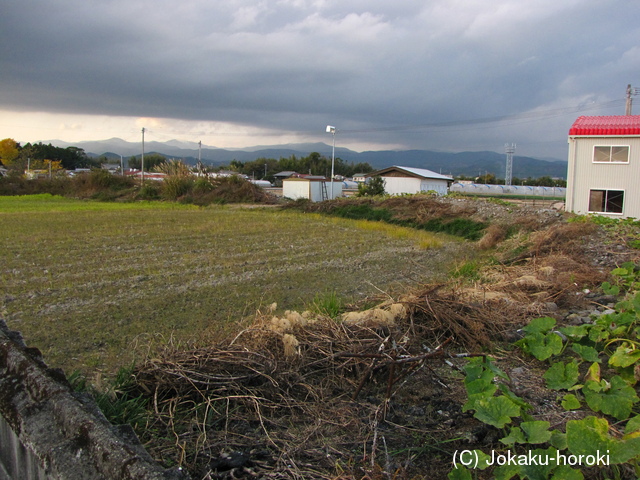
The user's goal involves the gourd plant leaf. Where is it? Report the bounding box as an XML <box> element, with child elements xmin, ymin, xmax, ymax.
<box><xmin>447</xmin><ymin>466</ymin><xmax>472</xmax><ymax>480</ymax></box>
<box><xmin>550</xmin><ymin>465</ymin><xmax>584</xmax><ymax>480</ymax></box>
<box><xmin>561</xmin><ymin>394</ymin><xmax>581</xmax><ymax>411</ymax></box>
<box><xmin>544</xmin><ymin>360</ymin><xmax>579</xmax><ymax>390</ymax></box>
<box><xmin>519</xmin><ymin>331</ymin><xmax>563</xmax><ymax>361</ymax></box>
<box><xmin>522</xmin><ymin>316</ymin><xmax>557</xmax><ymax>334</ymax></box>
<box><xmin>609</xmin><ymin>343</ymin><xmax>640</xmax><ymax>368</ymax></box>
<box><xmin>521</xmin><ymin>420</ymin><xmax>552</xmax><ymax>444</ymax></box>
<box><xmin>500</xmin><ymin>426</ymin><xmax>526</xmax><ymax>446</ymax></box>
<box><xmin>624</xmin><ymin>415</ymin><xmax>640</xmax><ymax>437</ymax></box>
<box><xmin>571</xmin><ymin>344</ymin><xmax>601</xmax><ymax>363</ymax></box>
<box><xmin>583</xmin><ymin>376</ymin><xmax>639</xmax><ymax>421</ymax></box>
<box><xmin>567</xmin><ymin>416</ymin><xmax>640</xmax><ymax>464</ymax></box>
<box><xmin>472</xmin><ymin>396</ymin><xmax>521</xmax><ymax>428</ymax></box>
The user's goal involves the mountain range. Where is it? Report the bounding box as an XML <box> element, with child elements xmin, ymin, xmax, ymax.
<box><xmin>46</xmin><ymin>138</ymin><xmax>569</xmax><ymax>179</ymax></box>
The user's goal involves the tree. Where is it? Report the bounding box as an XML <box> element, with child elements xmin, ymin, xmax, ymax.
<box><xmin>128</xmin><ymin>153</ymin><xmax>166</xmax><ymax>171</ymax></box>
<box><xmin>357</xmin><ymin>176</ymin><xmax>386</xmax><ymax>196</ymax></box>
<box><xmin>0</xmin><ymin>138</ymin><xmax>20</xmax><ymax>167</ymax></box>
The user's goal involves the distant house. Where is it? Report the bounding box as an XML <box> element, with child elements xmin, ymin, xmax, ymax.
<box><xmin>352</xmin><ymin>173</ymin><xmax>368</xmax><ymax>183</ymax></box>
<box><xmin>566</xmin><ymin>116</ymin><xmax>640</xmax><ymax>218</ymax></box>
<box><xmin>366</xmin><ymin>166</ymin><xmax>453</xmax><ymax>196</ymax></box>
<box><xmin>282</xmin><ymin>177</ymin><xmax>342</xmax><ymax>202</ymax></box>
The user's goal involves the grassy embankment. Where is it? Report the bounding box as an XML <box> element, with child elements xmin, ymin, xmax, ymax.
<box><xmin>0</xmin><ymin>194</ymin><xmax>457</xmax><ymax>376</ymax></box>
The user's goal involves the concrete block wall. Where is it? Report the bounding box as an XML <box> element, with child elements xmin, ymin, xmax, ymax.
<box><xmin>0</xmin><ymin>319</ymin><xmax>190</xmax><ymax>480</ymax></box>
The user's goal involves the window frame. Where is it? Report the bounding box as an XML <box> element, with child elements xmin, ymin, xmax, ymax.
<box><xmin>588</xmin><ymin>188</ymin><xmax>625</xmax><ymax>215</ymax></box>
<box><xmin>592</xmin><ymin>145</ymin><xmax>630</xmax><ymax>164</ymax></box>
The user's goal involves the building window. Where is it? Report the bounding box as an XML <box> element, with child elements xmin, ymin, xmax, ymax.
<box><xmin>593</xmin><ymin>146</ymin><xmax>629</xmax><ymax>163</ymax></box>
<box><xmin>588</xmin><ymin>189</ymin><xmax>624</xmax><ymax>214</ymax></box>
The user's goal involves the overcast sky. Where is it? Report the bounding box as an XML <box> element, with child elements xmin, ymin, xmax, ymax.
<box><xmin>1</xmin><ymin>0</ymin><xmax>638</xmax><ymax>159</ymax></box>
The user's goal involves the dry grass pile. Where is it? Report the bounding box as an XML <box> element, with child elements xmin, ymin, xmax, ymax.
<box><xmin>131</xmin><ymin>284</ymin><xmax>546</xmax><ymax>479</ymax></box>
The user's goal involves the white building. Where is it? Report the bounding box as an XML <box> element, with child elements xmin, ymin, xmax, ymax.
<box><xmin>566</xmin><ymin>116</ymin><xmax>640</xmax><ymax>218</ymax></box>
<box><xmin>366</xmin><ymin>166</ymin><xmax>453</xmax><ymax>196</ymax></box>
<box><xmin>282</xmin><ymin>177</ymin><xmax>343</xmax><ymax>202</ymax></box>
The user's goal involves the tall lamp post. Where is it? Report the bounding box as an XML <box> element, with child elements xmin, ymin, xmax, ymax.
<box><xmin>326</xmin><ymin>125</ymin><xmax>336</xmax><ymax>199</ymax></box>
<box><xmin>141</xmin><ymin>127</ymin><xmax>145</xmax><ymax>184</ymax></box>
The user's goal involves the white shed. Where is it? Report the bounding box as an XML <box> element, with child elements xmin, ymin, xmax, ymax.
<box><xmin>566</xmin><ymin>116</ymin><xmax>640</xmax><ymax>218</ymax></box>
<box><xmin>367</xmin><ymin>166</ymin><xmax>453</xmax><ymax>196</ymax></box>
<box><xmin>282</xmin><ymin>178</ymin><xmax>343</xmax><ymax>202</ymax></box>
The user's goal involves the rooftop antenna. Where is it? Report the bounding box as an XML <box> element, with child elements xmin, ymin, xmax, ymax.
<box><xmin>505</xmin><ymin>143</ymin><xmax>516</xmax><ymax>186</ymax></box>
<box><xmin>626</xmin><ymin>84</ymin><xmax>640</xmax><ymax>115</ymax></box>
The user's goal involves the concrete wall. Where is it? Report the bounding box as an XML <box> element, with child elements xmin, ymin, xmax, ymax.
<box><xmin>0</xmin><ymin>319</ymin><xmax>189</xmax><ymax>480</ymax></box>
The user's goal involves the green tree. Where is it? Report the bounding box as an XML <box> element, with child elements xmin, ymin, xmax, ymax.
<box><xmin>357</xmin><ymin>176</ymin><xmax>386</xmax><ymax>196</ymax></box>
<box><xmin>128</xmin><ymin>153</ymin><xmax>166</xmax><ymax>171</ymax></box>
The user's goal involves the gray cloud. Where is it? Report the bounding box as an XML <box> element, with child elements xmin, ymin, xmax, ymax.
<box><xmin>1</xmin><ymin>0</ymin><xmax>637</xmax><ymax>158</ymax></box>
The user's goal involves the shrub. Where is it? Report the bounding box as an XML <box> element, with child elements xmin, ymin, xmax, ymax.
<box><xmin>162</xmin><ymin>175</ymin><xmax>194</xmax><ymax>200</ymax></box>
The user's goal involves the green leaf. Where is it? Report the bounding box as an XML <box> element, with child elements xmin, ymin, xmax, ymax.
<box><xmin>625</xmin><ymin>415</ymin><xmax>640</xmax><ymax>436</ymax></box>
<box><xmin>498</xmin><ymin>383</ymin><xmax>533</xmax><ymax>411</ymax></box>
<box><xmin>448</xmin><ymin>466</ymin><xmax>472</xmax><ymax>480</ymax></box>
<box><xmin>583</xmin><ymin>376</ymin><xmax>639</xmax><ymax>420</ymax></box>
<box><xmin>567</xmin><ymin>416</ymin><xmax>640</xmax><ymax>464</ymax></box>
<box><xmin>500</xmin><ymin>426</ymin><xmax>525</xmax><ymax>446</ymax></box>
<box><xmin>523</xmin><ymin>316</ymin><xmax>556</xmax><ymax>334</ymax></box>
<box><xmin>601</xmin><ymin>281</ymin><xmax>620</xmax><ymax>296</ymax></box>
<box><xmin>473</xmin><ymin>396</ymin><xmax>521</xmax><ymax>428</ymax></box>
<box><xmin>521</xmin><ymin>420</ymin><xmax>552</xmax><ymax>444</ymax></box>
<box><xmin>558</xmin><ymin>325</ymin><xmax>590</xmax><ymax>340</ymax></box>
<box><xmin>561</xmin><ymin>394</ymin><xmax>581</xmax><ymax>410</ymax></box>
<box><xmin>588</xmin><ymin>324</ymin><xmax>610</xmax><ymax>343</ymax></box>
<box><xmin>550</xmin><ymin>465</ymin><xmax>584</xmax><ymax>480</ymax></box>
<box><xmin>584</xmin><ymin>361</ymin><xmax>600</xmax><ymax>383</ymax></box>
<box><xmin>544</xmin><ymin>360</ymin><xmax>579</xmax><ymax>390</ymax></box>
<box><xmin>571</xmin><ymin>343</ymin><xmax>601</xmax><ymax>363</ymax></box>
<box><xmin>609</xmin><ymin>344</ymin><xmax>640</xmax><ymax>368</ymax></box>
<box><xmin>550</xmin><ymin>430</ymin><xmax>568</xmax><ymax>450</ymax></box>
<box><xmin>520</xmin><ymin>331</ymin><xmax>563</xmax><ymax>361</ymax></box>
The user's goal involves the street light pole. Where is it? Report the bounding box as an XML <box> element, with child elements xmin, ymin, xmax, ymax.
<box><xmin>326</xmin><ymin>125</ymin><xmax>336</xmax><ymax>199</ymax></box>
<box><xmin>141</xmin><ymin>127</ymin><xmax>145</xmax><ymax>184</ymax></box>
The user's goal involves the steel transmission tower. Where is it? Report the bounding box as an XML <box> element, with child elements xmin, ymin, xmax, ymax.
<box><xmin>505</xmin><ymin>143</ymin><xmax>516</xmax><ymax>186</ymax></box>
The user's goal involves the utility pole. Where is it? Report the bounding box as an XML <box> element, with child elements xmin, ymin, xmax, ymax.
<box><xmin>626</xmin><ymin>84</ymin><xmax>640</xmax><ymax>115</ymax></box>
<box><xmin>505</xmin><ymin>143</ymin><xmax>516</xmax><ymax>186</ymax></box>
<box><xmin>141</xmin><ymin>127</ymin><xmax>145</xmax><ymax>184</ymax></box>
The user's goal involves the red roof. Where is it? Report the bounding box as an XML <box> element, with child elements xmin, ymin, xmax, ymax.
<box><xmin>569</xmin><ymin>115</ymin><xmax>640</xmax><ymax>136</ymax></box>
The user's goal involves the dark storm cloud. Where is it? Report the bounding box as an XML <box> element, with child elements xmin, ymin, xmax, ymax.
<box><xmin>1</xmin><ymin>0</ymin><xmax>638</xmax><ymax>157</ymax></box>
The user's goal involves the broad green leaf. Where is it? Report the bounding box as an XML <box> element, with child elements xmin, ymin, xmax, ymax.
<box><xmin>521</xmin><ymin>420</ymin><xmax>552</xmax><ymax>444</ymax></box>
<box><xmin>520</xmin><ymin>331</ymin><xmax>563</xmax><ymax>361</ymax></box>
<box><xmin>559</xmin><ymin>325</ymin><xmax>589</xmax><ymax>340</ymax></box>
<box><xmin>550</xmin><ymin>465</ymin><xmax>584</xmax><ymax>480</ymax></box>
<box><xmin>584</xmin><ymin>361</ymin><xmax>600</xmax><ymax>383</ymax></box>
<box><xmin>625</xmin><ymin>415</ymin><xmax>640</xmax><ymax>436</ymax></box>
<box><xmin>583</xmin><ymin>376</ymin><xmax>639</xmax><ymax>420</ymax></box>
<box><xmin>500</xmin><ymin>426</ymin><xmax>525</xmax><ymax>446</ymax></box>
<box><xmin>588</xmin><ymin>324</ymin><xmax>610</xmax><ymax>343</ymax></box>
<box><xmin>601</xmin><ymin>281</ymin><xmax>620</xmax><ymax>296</ymax></box>
<box><xmin>447</xmin><ymin>466</ymin><xmax>472</xmax><ymax>480</ymax></box>
<box><xmin>544</xmin><ymin>361</ymin><xmax>579</xmax><ymax>390</ymax></box>
<box><xmin>561</xmin><ymin>394</ymin><xmax>581</xmax><ymax>410</ymax></box>
<box><xmin>512</xmin><ymin>447</ymin><xmax>559</xmax><ymax>479</ymax></box>
<box><xmin>550</xmin><ymin>430</ymin><xmax>567</xmax><ymax>450</ymax></box>
<box><xmin>609</xmin><ymin>344</ymin><xmax>640</xmax><ymax>368</ymax></box>
<box><xmin>473</xmin><ymin>396</ymin><xmax>521</xmax><ymax>428</ymax></box>
<box><xmin>571</xmin><ymin>343</ymin><xmax>601</xmax><ymax>363</ymax></box>
<box><xmin>523</xmin><ymin>316</ymin><xmax>556</xmax><ymax>334</ymax></box>
<box><xmin>498</xmin><ymin>384</ymin><xmax>533</xmax><ymax>411</ymax></box>
<box><xmin>567</xmin><ymin>416</ymin><xmax>640</xmax><ymax>464</ymax></box>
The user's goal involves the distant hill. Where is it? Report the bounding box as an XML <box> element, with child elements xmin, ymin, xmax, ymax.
<box><xmin>46</xmin><ymin>138</ymin><xmax>568</xmax><ymax>179</ymax></box>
